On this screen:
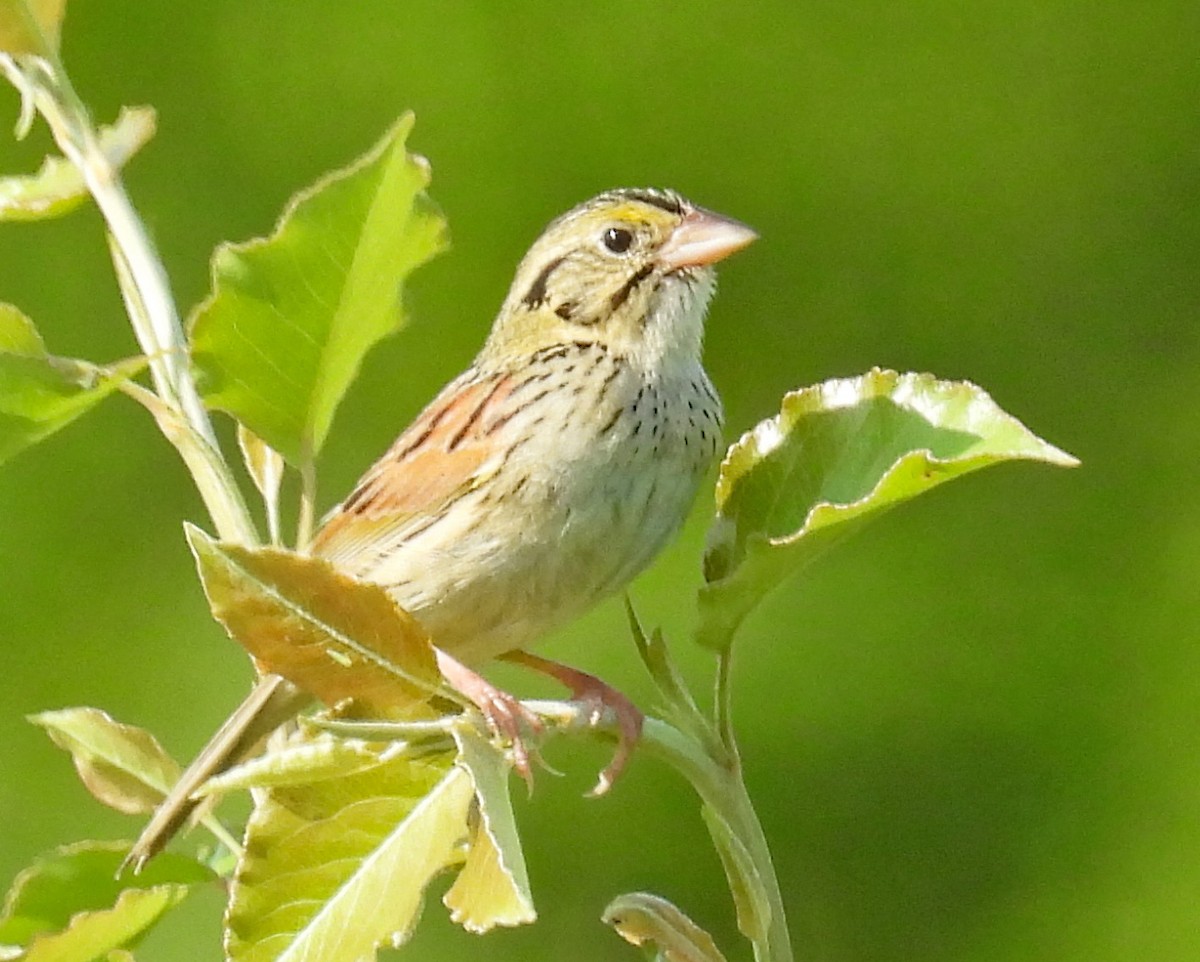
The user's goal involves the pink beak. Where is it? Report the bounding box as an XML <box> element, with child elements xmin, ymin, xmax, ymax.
<box><xmin>658</xmin><ymin>206</ymin><xmax>758</xmax><ymax>270</ymax></box>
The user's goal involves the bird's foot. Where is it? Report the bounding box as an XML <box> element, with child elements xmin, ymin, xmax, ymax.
<box><xmin>502</xmin><ymin>650</ymin><xmax>643</xmax><ymax>796</ymax></box>
<box><xmin>435</xmin><ymin>649</ymin><xmax>543</xmax><ymax>785</ymax></box>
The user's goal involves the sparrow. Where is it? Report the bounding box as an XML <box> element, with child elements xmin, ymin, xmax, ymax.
<box><xmin>125</xmin><ymin>187</ymin><xmax>755</xmax><ymax>870</ymax></box>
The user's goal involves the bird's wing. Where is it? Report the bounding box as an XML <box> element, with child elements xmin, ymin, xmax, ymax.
<box><xmin>310</xmin><ymin>368</ymin><xmax>517</xmax><ymax>569</ymax></box>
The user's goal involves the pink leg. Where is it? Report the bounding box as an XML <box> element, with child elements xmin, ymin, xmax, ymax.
<box><xmin>502</xmin><ymin>650</ymin><xmax>644</xmax><ymax>796</ymax></box>
<box><xmin>436</xmin><ymin>649</ymin><xmax>542</xmax><ymax>783</ymax></box>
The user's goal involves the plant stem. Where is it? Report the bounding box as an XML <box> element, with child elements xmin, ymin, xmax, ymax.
<box><xmin>5</xmin><ymin>55</ymin><xmax>257</xmax><ymax>544</ymax></box>
<box><xmin>714</xmin><ymin>647</ymin><xmax>740</xmax><ymax>767</ymax></box>
<box><xmin>640</xmin><ymin>718</ymin><xmax>792</xmax><ymax>962</ymax></box>
<box><xmin>528</xmin><ymin>699</ymin><xmax>793</xmax><ymax>962</ymax></box>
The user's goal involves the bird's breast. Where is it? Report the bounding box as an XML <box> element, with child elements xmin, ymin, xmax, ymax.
<box><xmin>372</xmin><ymin>343</ymin><xmax>722</xmax><ymax>664</ymax></box>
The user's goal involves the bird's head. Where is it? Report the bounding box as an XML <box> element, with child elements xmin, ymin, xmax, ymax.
<box><xmin>485</xmin><ymin>188</ymin><xmax>756</xmax><ymax>367</ymax></box>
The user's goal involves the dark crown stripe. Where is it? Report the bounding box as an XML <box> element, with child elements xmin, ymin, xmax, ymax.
<box><xmin>617</xmin><ymin>189</ymin><xmax>683</xmax><ymax>213</ymax></box>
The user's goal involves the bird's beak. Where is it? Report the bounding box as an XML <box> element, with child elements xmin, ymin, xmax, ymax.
<box><xmin>658</xmin><ymin>207</ymin><xmax>758</xmax><ymax>270</ymax></box>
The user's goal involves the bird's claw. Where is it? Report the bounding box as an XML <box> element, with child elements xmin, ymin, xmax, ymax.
<box><xmin>573</xmin><ymin>681</ymin><xmax>642</xmax><ymax>796</ymax></box>
<box><xmin>500</xmin><ymin>650</ymin><xmax>644</xmax><ymax>796</ymax></box>
<box><xmin>436</xmin><ymin>648</ymin><xmax>544</xmax><ymax>785</ymax></box>
<box><xmin>474</xmin><ymin>685</ymin><xmax>544</xmax><ymax>785</ymax></box>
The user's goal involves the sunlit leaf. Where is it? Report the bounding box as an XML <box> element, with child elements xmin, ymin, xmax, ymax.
<box><xmin>195</xmin><ymin>730</ymin><xmax>382</xmax><ymax>799</ymax></box>
<box><xmin>21</xmin><ymin>887</ymin><xmax>183</xmax><ymax>962</ymax></box>
<box><xmin>185</xmin><ymin>525</ymin><xmax>441</xmax><ymax>713</ymax></box>
<box><xmin>0</xmin><ymin>303</ymin><xmax>42</xmax><ymax>354</ymax></box>
<box><xmin>443</xmin><ymin>727</ymin><xmax>535</xmax><ymax>932</ymax></box>
<box><xmin>0</xmin><ymin>106</ymin><xmax>155</xmax><ymax>221</ymax></box>
<box><xmin>236</xmin><ymin>424</ymin><xmax>284</xmax><ymax>503</ymax></box>
<box><xmin>237</xmin><ymin>423</ymin><xmax>284</xmax><ymax>542</ymax></box>
<box><xmin>0</xmin><ymin>304</ymin><xmax>145</xmax><ymax>466</ymax></box>
<box><xmin>189</xmin><ymin>113</ymin><xmax>448</xmax><ymax>465</ymax></box>
<box><xmin>0</xmin><ymin>0</ymin><xmax>65</xmax><ymax>56</ymax></box>
<box><xmin>0</xmin><ymin>841</ymin><xmax>211</xmax><ymax>960</ymax></box>
<box><xmin>602</xmin><ymin>891</ymin><xmax>728</xmax><ymax>962</ymax></box>
<box><xmin>226</xmin><ymin>752</ymin><xmax>473</xmax><ymax>962</ymax></box>
<box><xmin>29</xmin><ymin>707</ymin><xmax>180</xmax><ymax>815</ymax></box>
<box><xmin>697</xmin><ymin>369</ymin><xmax>1079</xmax><ymax>650</ymax></box>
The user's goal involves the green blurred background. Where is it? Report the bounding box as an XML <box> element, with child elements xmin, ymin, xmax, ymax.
<box><xmin>1</xmin><ymin>1</ymin><xmax>1197</xmax><ymax>959</ymax></box>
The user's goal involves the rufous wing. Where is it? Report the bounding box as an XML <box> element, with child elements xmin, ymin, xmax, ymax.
<box><xmin>311</xmin><ymin>369</ymin><xmax>517</xmax><ymax>569</ymax></box>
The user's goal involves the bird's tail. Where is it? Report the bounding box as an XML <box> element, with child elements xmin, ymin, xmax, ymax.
<box><xmin>122</xmin><ymin>674</ymin><xmax>310</xmax><ymax>874</ymax></box>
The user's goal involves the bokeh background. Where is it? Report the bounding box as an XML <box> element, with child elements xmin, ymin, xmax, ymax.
<box><xmin>1</xmin><ymin>2</ymin><xmax>1197</xmax><ymax>960</ymax></box>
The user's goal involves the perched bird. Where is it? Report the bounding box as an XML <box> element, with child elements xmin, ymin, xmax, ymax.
<box><xmin>126</xmin><ymin>187</ymin><xmax>756</xmax><ymax>870</ymax></box>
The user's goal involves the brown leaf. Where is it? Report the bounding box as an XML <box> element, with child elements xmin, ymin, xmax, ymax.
<box><xmin>186</xmin><ymin>524</ymin><xmax>440</xmax><ymax>714</ymax></box>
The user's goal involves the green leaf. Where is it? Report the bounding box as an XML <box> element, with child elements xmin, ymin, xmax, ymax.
<box><xmin>602</xmin><ymin>892</ymin><xmax>728</xmax><ymax>962</ymax></box>
<box><xmin>699</xmin><ymin>806</ymin><xmax>769</xmax><ymax>947</ymax></box>
<box><xmin>443</xmin><ymin>727</ymin><xmax>535</xmax><ymax>932</ymax></box>
<box><xmin>185</xmin><ymin>524</ymin><xmax>441</xmax><ymax>713</ymax></box>
<box><xmin>697</xmin><ymin>369</ymin><xmax>1079</xmax><ymax>650</ymax></box>
<box><xmin>0</xmin><ymin>841</ymin><xmax>212</xmax><ymax>959</ymax></box>
<box><xmin>0</xmin><ymin>106</ymin><xmax>155</xmax><ymax>221</ymax></box>
<box><xmin>227</xmin><ymin>751</ymin><xmax>474</xmax><ymax>962</ymax></box>
<box><xmin>189</xmin><ymin>113</ymin><xmax>448</xmax><ymax>465</ymax></box>
<box><xmin>21</xmin><ymin>888</ymin><xmax>183</xmax><ymax>962</ymax></box>
<box><xmin>28</xmin><ymin>707</ymin><xmax>181</xmax><ymax>815</ymax></box>
<box><xmin>0</xmin><ymin>303</ymin><xmax>42</xmax><ymax>354</ymax></box>
<box><xmin>195</xmin><ymin>731</ymin><xmax>383</xmax><ymax>799</ymax></box>
<box><xmin>0</xmin><ymin>304</ymin><xmax>145</xmax><ymax>466</ymax></box>
<box><xmin>625</xmin><ymin>598</ymin><xmax>714</xmax><ymax>749</ymax></box>
<box><xmin>0</xmin><ymin>0</ymin><xmax>65</xmax><ymax>56</ymax></box>
<box><xmin>236</xmin><ymin>423</ymin><xmax>284</xmax><ymax>542</ymax></box>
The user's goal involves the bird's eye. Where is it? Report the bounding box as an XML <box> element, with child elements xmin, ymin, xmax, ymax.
<box><xmin>602</xmin><ymin>227</ymin><xmax>634</xmax><ymax>254</ymax></box>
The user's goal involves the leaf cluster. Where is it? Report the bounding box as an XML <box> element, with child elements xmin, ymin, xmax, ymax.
<box><xmin>0</xmin><ymin>4</ymin><xmax>1078</xmax><ymax>961</ymax></box>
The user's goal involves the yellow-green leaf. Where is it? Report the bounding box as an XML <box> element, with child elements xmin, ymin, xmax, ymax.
<box><xmin>185</xmin><ymin>524</ymin><xmax>440</xmax><ymax>713</ymax></box>
<box><xmin>697</xmin><ymin>369</ymin><xmax>1079</xmax><ymax>650</ymax></box>
<box><xmin>21</xmin><ymin>886</ymin><xmax>185</xmax><ymax>962</ymax></box>
<box><xmin>603</xmin><ymin>892</ymin><xmax>728</xmax><ymax>962</ymax></box>
<box><xmin>443</xmin><ymin>727</ymin><xmax>535</xmax><ymax>932</ymax></box>
<box><xmin>0</xmin><ymin>304</ymin><xmax>145</xmax><ymax>466</ymax></box>
<box><xmin>189</xmin><ymin>113</ymin><xmax>448</xmax><ymax>465</ymax></box>
<box><xmin>226</xmin><ymin>752</ymin><xmax>473</xmax><ymax>962</ymax></box>
<box><xmin>0</xmin><ymin>106</ymin><xmax>155</xmax><ymax>221</ymax></box>
<box><xmin>195</xmin><ymin>730</ymin><xmax>382</xmax><ymax>799</ymax></box>
<box><xmin>28</xmin><ymin>707</ymin><xmax>181</xmax><ymax>815</ymax></box>
<box><xmin>0</xmin><ymin>841</ymin><xmax>211</xmax><ymax>959</ymax></box>
<box><xmin>0</xmin><ymin>303</ymin><xmax>43</xmax><ymax>354</ymax></box>
<box><xmin>236</xmin><ymin>423</ymin><xmax>284</xmax><ymax>542</ymax></box>
<box><xmin>0</xmin><ymin>0</ymin><xmax>66</xmax><ymax>56</ymax></box>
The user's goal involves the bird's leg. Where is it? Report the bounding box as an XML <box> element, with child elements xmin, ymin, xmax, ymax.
<box><xmin>501</xmin><ymin>650</ymin><xmax>644</xmax><ymax>796</ymax></box>
<box><xmin>435</xmin><ymin>648</ymin><xmax>543</xmax><ymax>784</ymax></box>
